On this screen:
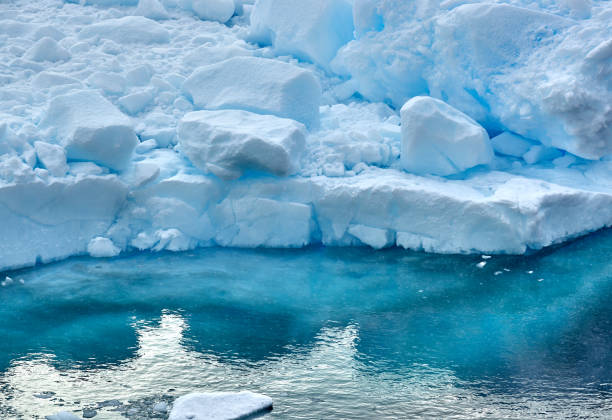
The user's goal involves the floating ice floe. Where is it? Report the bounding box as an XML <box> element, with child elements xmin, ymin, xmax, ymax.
<box><xmin>45</xmin><ymin>412</ymin><xmax>81</xmax><ymax>420</ymax></box>
<box><xmin>169</xmin><ymin>391</ymin><xmax>273</xmax><ymax>420</ymax></box>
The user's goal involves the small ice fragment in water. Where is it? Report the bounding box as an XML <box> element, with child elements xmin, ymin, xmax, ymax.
<box><xmin>537</xmin><ymin>278</ymin><xmax>544</xmax><ymax>282</ymax></box>
<box><xmin>494</xmin><ymin>271</ymin><xmax>502</xmax><ymax>276</ymax></box>
<box><xmin>45</xmin><ymin>412</ymin><xmax>80</xmax><ymax>420</ymax></box>
<box><xmin>476</xmin><ymin>261</ymin><xmax>487</xmax><ymax>268</ymax></box>
<box><xmin>153</xmin><ymin>401</ymin><xmax>168</xmax><ymax>412</ymax></box>
<box><xmin>169</xmin><ymin>391</ymin><xmax>273</xmax><ymax>420</ymax></box>
<box><xmin>82</xmin><ymin>408</ymin><xmax>97</xmax><ymax>418</ymax></box>
<box><xmin>527</xmin><ymin>270</ymin><xmax>534</xmax><ymax>274</ymax></box>
<box><xmin>503</xmin><ymin>268</ymin><xmax>510</xmax><ymax>272</ymax></box>
<box><xmin>482</xmin><ymin>255</ymin><xmax>492</xmax><ymax>259</ymax></box>
<box><xmin>2</xmin><ymin>276</ymin><xmax>13</xmax><ymax>286</ymax></box>
<box><xmin>97</xmin><ymin>399</ymin><xmax>122</xmax><ymax>408</ymax></box>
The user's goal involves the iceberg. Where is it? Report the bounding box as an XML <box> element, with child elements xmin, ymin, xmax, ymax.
<box><xmin>0</xmin><ymin>0</ymin><xmax>611</xmax><ymax>272</ymax></box>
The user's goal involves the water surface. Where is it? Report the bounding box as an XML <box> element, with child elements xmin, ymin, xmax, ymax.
<box><xmin>1</xmin><ymin>231</ymin><xmax>612</xmax><ymax>419</ymax></box>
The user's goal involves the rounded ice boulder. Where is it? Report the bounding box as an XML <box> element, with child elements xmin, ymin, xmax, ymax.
<box><xmin>183</xmin><ymin>56</ymin><xmax>321</xmax><ymax>129</ymax></box>
<box><xmin>178</xmin><ymin>109</ymin><xmax>306</xmax><ymax>180</ymax></box>
<box><xmin>400</xmin><ymin>96</ymin><xmax>493</xmax><ymax>176</ymax></box>
<box><xmin>41</xmin><ymin>90</ymin><xmax>138</xmax><ymax>171</ymax></box>
<box><xmin>169</xmin><ymin>391</ymin><xmax>273</xmax><ymax>420</ymax></box>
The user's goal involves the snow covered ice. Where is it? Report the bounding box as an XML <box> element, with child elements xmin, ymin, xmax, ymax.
<box><xmin>182</xmin><ymin>56</ymin><xmax>321</xmax><ymax>129</ymax></box>
<box><xmin>400</xmin><ymin>96</ymin><xmax>493</xmax><ymax>176</ymax></box>
<box><xmin>169</xmin><ymin>391</ymin><xmax>273</xmax><ymax>420</ymax></box>
<box><xmin>0</xmin><ymin>0</ymin><xmax>612</xmax><ymax>271</ymax></box>
<box><xmin>178</xmin><ymin>109</ymin><xmax>306</xmax><ymax>179</ymax></box>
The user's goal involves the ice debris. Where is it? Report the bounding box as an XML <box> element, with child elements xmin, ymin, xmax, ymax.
<box><xmin>178</xmin><ymin>110</ymin><xmax>306</xmax><ymax>180</ymax></box>
<box><xmin>183</xmin><ymin>56</ymin><xmax>321</xmax><ymax>129</ymax></box>
<box><xmin>40</xmin><ymin>91</ymin><xmax>138</xmax><ymax>171</ymax></box>
<box><xmin>169</xmin><ymin>391</ymin><xmax>273</xmax><ymax>420</ymax></box>
<box><xmin>400</xmin><ymin>96</ymin><xmax>493</xmax><ymax>176</ymax></box>
<box><xmin>45</xmin><ymin>412</ymin><xmax>81</xmax><ymax>420</ymax></box>
<box><xmin>0</xmin><ymin>0</ymin><xmax>610</xmax><ymax>272</ymax></box>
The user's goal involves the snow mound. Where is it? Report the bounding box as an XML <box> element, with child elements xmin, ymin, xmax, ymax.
<box><xmin>250</xmin><ymin>0</ymin><xmax>354</xmax><ymax>69</ymax></box>
<box><xmin>178</xmin><ymin>110</ymin><xmax>306</xmax><ymax>180</ymax></box>
<box><xmin>183</xmin><ymin>56</ymin><xmax>321</xmax><ymax>129</ymax></box>
<box><xmin>87</xmin><ymin>237</ymin><xmax>121</xmax><ymax>258</ymax></box>
<box><xmin>190</xmin><ymin>0</ymin><xmax>235</xmax><ymax>23</ymax></box>
<box><xmin>24</xmin><ymin>37</ymin><xmax>70</xmax><ymax>62</ymax></box>
<box><xmin>169</xmin><ymin>391</ymin><xmax>273</xmax><ymax>420</ymax></box>
<box><xmin>134</xmin><ymin>0</ymin><xmax>168</xmax><ymax>20</ymax></box>
<box><xmin>40</xmin><ymin>91</ymin><xmax>138</xmax><ymax>171</ymax></box>
<box><xmin>400</xmin><ymin>96</ymin><xmax>493</xmax><ymax>176</ymax></box>
<box><xmin>78</xmin><ymin>16</ymin><xmax>170</xmax><ymax>44</ymax></box>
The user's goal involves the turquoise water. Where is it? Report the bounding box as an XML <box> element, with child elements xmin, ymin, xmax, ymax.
<box><xmin>1</xmin><ymin>230</ymin><xmax>612</xmax><ymax>419</ymax></box>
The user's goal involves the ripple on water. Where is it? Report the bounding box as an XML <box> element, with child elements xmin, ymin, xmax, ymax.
<box><xmin>0</xmin><ymin>229</ymin><xmax>612</xmax><ymax>419</ymax></box>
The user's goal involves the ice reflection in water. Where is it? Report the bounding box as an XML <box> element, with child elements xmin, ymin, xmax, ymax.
<box><xmin>0</xmin><ymin>229</ymin><xmax>612</xmax><ymax>418</ymax></box>
<box><xmin>0</xmin><ymin>315</ymin><xmax>466</xmax><ymax>419</ymax></box>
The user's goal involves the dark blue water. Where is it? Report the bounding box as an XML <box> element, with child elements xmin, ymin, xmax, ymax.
<box><xmin>1</xmin><ymin>230</ymin><xmax>612</xmax><ymax>419</ymax></box>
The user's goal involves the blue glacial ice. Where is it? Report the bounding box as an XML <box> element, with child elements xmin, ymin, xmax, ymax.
<box><xmin>0</xmin><ymin>0</ymin><xmax>612</xmax><ymax>270</ymax></box>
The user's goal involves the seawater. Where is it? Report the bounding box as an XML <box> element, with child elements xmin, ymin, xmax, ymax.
<box><xmin>1</xmin><ymin>230</ymin><xmax>612</xmax><ymax>419</ymax></box>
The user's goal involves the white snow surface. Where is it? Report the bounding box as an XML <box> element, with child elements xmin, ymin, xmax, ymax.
<box><xmin>1</xmin><ymin>0</ymin><xmax>612</xmax><ymax>271</ymax></box>
<box><xmin>169</xmin><ymin>391</ymin><xmax>273</xmax><ymax>420</ymax></box>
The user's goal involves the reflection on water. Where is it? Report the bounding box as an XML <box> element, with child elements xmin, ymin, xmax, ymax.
<box><xmin>1</xmin><ymin>229</ymin><xmax>612</xmax><ymax>419</ymax></box>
